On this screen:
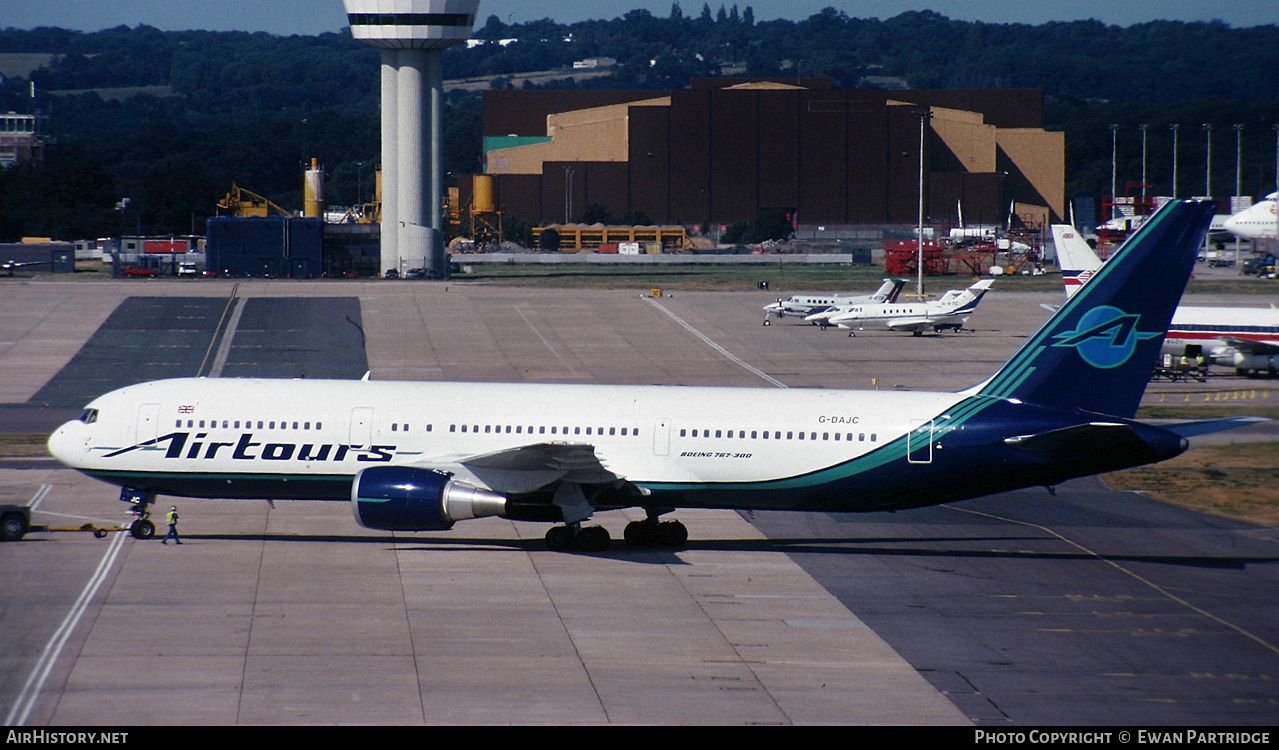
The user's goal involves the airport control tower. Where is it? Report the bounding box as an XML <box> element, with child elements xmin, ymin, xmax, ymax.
<box><xmin>343</xmin><ymin>1</ymin><xmax>480</xmax><ymax>277</ymax></box>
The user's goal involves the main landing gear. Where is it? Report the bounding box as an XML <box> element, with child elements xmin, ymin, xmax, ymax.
<box><xmin>623</xmin><ymin>513</ymin><xmax>688</xmax><ymax>549</ymax></box>
<box><xmin>120</xmin><ymin>488</ymin><xmax>156</xmax><ymax>540</ymax></box>
<box><xmin>544</xmin><ymin>523</ymin><xmax>612</xmax><ymax>552</ymax></box>
<box><xmin>542</xmin><ymin>514</ymin><xmax>690</xmax><ymax>552</ymax></box>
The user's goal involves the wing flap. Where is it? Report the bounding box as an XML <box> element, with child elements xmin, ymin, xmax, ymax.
<box><xmin>885</xmin><ymin>317</ymin><xmax>930</xmax><ymax>332</ymax></box>
<box><xmin>405</xmin><ymin>442</ymin><xmax>623</xmax><ymax>494</ymax></box>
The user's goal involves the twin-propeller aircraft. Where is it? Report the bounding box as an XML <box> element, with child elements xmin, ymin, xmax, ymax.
<box><xmin>49</xmin><ymin>200</ymin><xmax>1243</xmax><ymax>551</ymax></box>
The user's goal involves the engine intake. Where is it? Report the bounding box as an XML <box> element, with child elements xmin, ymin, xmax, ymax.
<box><xmin>351</xmin><ymin>466</ymin><xmax>507</xmax><ymax>531</ymax></box>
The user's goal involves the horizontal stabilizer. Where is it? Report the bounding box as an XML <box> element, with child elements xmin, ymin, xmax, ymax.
<box><xmin>1004</xmin><ymin>422</ymin><xmax>1144</xmax><ymax>456</ymax></box>
<box><xmin>1158</xmin><ymin>416</ymin><xmax>1269</xmax><ymax>439</ymax></box>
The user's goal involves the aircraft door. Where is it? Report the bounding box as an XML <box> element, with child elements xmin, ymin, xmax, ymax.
<box><xmin>135</xmin><ymin>403</ymin><xmax>160</xmax><ymax>445</ymax></box>
<box><xmin>907</xmin><ymin>419</ymin><xmax>933</xmax><ymax>464</ymax></box>
<box><xmin>653</xmin><ymin>418</ymin><xmax>670</xmax><ymax>456</ymax></box>
<box><xmin>349</xmin><ymin>407</ymin><xmax>373</xmax><ymax>448</ymax></box>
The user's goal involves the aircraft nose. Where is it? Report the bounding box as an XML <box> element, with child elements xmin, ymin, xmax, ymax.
<box><xmin>47</xmin><ymin>422</ymin><xmax>81</xmax><ymax>464</ymax></box>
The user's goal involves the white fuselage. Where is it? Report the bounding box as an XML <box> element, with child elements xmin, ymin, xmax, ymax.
<box><xmin>1164</xmin><ymin>306</ymin><xmax>1279</xmax><ymax>367</ymax></box>
<box><xmin>1223</xmin><ymin>195</ymin><xmax>1278</xmax><ymax>240</ymax></box>
<box><xmin>764</xmin><ymin>292</ymin><xmax>883</xmax><ymax>318</ymax></box>
<box><xmin>763</xmin><ymin>279</ymin><xmax>904</xmax><ymax>319</ymax></box>
<box><xmin>47</xmin><ymin>377</ymin><xmax>960</xmax><ymax>502</ymax></box>
<box><xmin>821</xmin><ymin>282</ymin><xmax>989</xmax><ymax>333</ymax></box>
<box><xmin>824</xmin><ymin>302</ymin><xmax>963</xmax><ymax>330</ymax></box>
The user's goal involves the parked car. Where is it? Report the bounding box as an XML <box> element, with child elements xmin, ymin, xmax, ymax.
<box><xmin>121</xmin><ymin>267</ymin><xmax>158</xmax><ymax>278</ymax></box>
<box><xmin>1242</xmin><ymin>254</ymin><xmax>1278</xmax><ymax>277</ymax></box>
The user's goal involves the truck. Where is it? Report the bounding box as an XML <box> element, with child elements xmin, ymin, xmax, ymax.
<box><xmin>0</xmin><ymin>504</ymin><xmax>117</xmax><ymax>540</ymax></box>
<box><xmin>1</xmin><ymin>504</ymin><xmax>30</xmax><ymax>541</ymax></box>
<box><xmin>1206</xmin><ymin>249</ymin><xmax>1235</xmax><ymax>268</ymax></box>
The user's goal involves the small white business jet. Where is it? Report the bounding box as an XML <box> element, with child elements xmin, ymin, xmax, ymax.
<box><xmin>814</xmin><ymin>279</ymin><xmax>993</xmax><ymax>336</ymax></box>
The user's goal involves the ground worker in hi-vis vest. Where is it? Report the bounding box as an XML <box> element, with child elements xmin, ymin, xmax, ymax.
<box><xmin>162</xmin><ymin>505</ymin><xmax>182</xmax><ymax>545</ymax></box>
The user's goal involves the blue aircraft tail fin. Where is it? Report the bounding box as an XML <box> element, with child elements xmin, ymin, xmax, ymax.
<box><xmin>976</xmin><ymin>199</ymin><xmax>1216</xmax><ymax>419</ymax></box>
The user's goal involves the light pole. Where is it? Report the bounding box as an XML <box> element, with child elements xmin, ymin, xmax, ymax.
<box><xmin>1139</xmin><ymin>124</ymin><xmax>1149</xmax><ymax>201</ymax></box>
<box><xmin>563</xmin><ymin>166</ymin><xmax>574</xmax><ymax>224</ymax></box>
<box><xmin>1235</xmin><ymin>124</ymin><xmax>1244</xmax><ymax>199</ymax></box>
<box><xmin>1204</xmin><ymin>123</ymin><xmax>1213</xmax><ymax>197</ymax></box>
<box><xmin>1234</xmin><ymin>124</ymin><xmax>1243</xmax><ymax>266</ymax></box>
<box><xmin>1170</xmin><ymin>124</ymin><xmax>1180</xmax><ymax>197</ymax></box>
<box><xmin>916</xmin><ymin>108</ymin><xmax>933</xmax><ymax>297</ymax></box>
<box><xmin>1109</xmin><ymin>124</ymin><xmax>1119</xmax><ymax>218</ymax></box>
<box><xmin>1274</xmin><ymin>124</ymin><xmax>1278</xmax><ymax>253</ymax></box>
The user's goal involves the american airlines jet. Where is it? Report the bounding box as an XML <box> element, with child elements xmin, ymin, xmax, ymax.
<box><xmin>50</xmin><ymin>200</ymin><xmax>1237</xmax><ymax>552</ymax></box>
<box><xmin>1053</xmin><ymin>223</ymin><xmax>1279</xmax><ymax>375</ymax></box>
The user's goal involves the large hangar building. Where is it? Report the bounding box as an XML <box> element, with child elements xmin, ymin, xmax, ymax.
<box><xmin>475</xmin><ymin>80</ymin><xmax>1064</xmax><ymax>232</ymax></box>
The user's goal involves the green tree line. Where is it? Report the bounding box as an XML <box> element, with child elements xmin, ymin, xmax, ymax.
<box><xmin>0</xmin><ymin>7</ymin><xmax>1276</xmax><ymax>240</ymax></box>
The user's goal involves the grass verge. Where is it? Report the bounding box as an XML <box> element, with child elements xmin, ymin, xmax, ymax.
<box><xmin>1105</xmin><ymin>441</ymin><xmax>1279</xmax><ymax>527</ymax></box>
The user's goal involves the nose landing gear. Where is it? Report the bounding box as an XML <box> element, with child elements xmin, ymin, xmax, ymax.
<box><xmin>120</xmin><ymin>488</ymin><xmax>156</xmax><ymax>539</ymax></box>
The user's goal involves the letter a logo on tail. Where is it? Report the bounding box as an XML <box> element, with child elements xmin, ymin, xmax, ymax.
<box><xmin>1051</xmin><ymin>305</ymin><xmax>1162</xmax><ymax>369</ymax></box>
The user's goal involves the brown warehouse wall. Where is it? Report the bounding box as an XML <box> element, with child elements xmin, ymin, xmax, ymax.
<box><xmin>476</xmin><ymin>84</ymin><xmax>1063</xmax><ymax>228</ymax></box>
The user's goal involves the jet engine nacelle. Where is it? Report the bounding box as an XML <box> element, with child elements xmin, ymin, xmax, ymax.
<box><xmin>351</xmin><ymin>466</ymin><xmax>508</xmax><ymax>531</ymax></box>
<box><xmin>1226</xmin><ymin>352</ymin><xmax>1279</xmax><ymax>372</ymax></box>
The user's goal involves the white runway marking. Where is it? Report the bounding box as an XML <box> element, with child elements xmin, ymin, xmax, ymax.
<box><xmin>5</xmin><ymin>485</ymin><xmax>128</xmax><ymax>726</ymax></box>
<box><xmin>644</xmin><ymin>297</ymin><xmax>788</xmax><ymax>388</ymax></box>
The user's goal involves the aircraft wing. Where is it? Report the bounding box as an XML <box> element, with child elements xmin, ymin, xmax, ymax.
<box><xmin>410</xmin><ymin>442</ymin><xmax>639</xmax><ymax>497</ymax></box>
<box><xmin>884</xmin><ymin>317</ymin><xmax>933</xmax><ymax>333</ymax></box>
<box><xmin>1219</xmin><ymin>336</ymin><xmax>1279</xmax><ymax>356</ymax></box>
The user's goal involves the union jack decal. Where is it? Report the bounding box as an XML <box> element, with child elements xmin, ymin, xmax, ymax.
<box><xmin>178</xmin><ymin>405</ymin><xmax>194</xmax><ymax>413</ymax></box>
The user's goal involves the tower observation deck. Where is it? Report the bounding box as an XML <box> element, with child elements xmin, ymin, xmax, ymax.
<box><xmin>344</xmin><ymin>1</ymin><xmax>481</xmax><ymax>277</ymax></box>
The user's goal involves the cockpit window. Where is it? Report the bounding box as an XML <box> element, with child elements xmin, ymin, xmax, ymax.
<box><xmin>78</xmin><ymin>408</ymin><xmax>99</xmax><ymax>424</ymax></box>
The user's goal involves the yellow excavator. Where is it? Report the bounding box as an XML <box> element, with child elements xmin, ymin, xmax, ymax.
<box><xmin>217</xmin><ymin>183</ymin><xmax>292</xmax><ymax>218</ymax></box>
